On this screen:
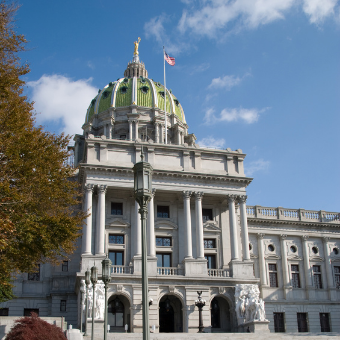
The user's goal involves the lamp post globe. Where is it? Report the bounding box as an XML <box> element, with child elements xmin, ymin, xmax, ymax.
<box><xmin>133</xmin><ymin>152</ymin><xmax>153</xmax><ymax>340</ymax></box>
<box><xmin>102</xmin><ymin>257</ymin><xmax>111</xmax><ymax>340</ymax></box>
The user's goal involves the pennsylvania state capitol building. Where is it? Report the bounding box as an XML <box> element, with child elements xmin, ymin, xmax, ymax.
<box><xmin>1</xmin><ymin>45</ymin><xmax>340</xmax><ymax>336</ymax></box>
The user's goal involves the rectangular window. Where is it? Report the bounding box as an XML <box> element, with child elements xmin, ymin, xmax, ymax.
<box><xmin>157</xmin><ymin>253</ymin><xmax>171</xmax><ymax>267</ymax></box>
<box><xmin>157</xmin><ymin>205</ymin><xmax>169</xmax><ymax>218</ymax></box>
<box><xmin>156</xmin><ymin>237</ymin><xmax>171</xmax><ymax>247</ymax></box>
<box><xmin>62</xmin><ymin>261</ymin><xmax>68</xmax><ymax>272</ymax></box>
<box><xmin>0</xmin><ymin>308</ymin><xmax>9</xmax><ymax>316</ymax></box>
<box><xmin>205</xmin><ymin>254</ymin><xmax>216</xmax><ymax>269</ymax></box>
<box><xmin>60</xmin><ymin>300</ymin><xmax>66</xmax><ymax>312</ymax></box>
<box><xmin>28</xmin><ymin>264</ymin><xmax>40</xmax><ymax>281</ymax></box>
<box><xmin>269</xmin><ymin>264</ymin><xmax>278</xmax><ymax>287</ymax></box>
<box><xmin>109</xmin><ymin>251</ymin><xmax>124</xmax><ymax>266</ymax></box>
<box><xmin>204</xmin><ymin>239</ymin><xmax>216</xmax><ymax>248</ymax></box>
<box><xmin>274</xmin><ymin>312</ymin><xmax>285</xmax><ymax>333</ymax></box>
<box><xmin>297</xmin><ymin>313</ymin><xmax>308</xmax><ymax>332</ymax></box>
<box><xmin>111</xmin><ymin>202</ymin><xmax>123</xmax><ymax>215</ymax></box>
<box><xmin>313</xmin><ymin>265</ymin><xmax>322</xmax><ymax>289</ymax></box>
<box><xmin>109</xmin><ymin>235</ymin><xmax>124</xmax><ymax>244</ymax></box>
<box><xmin>24</xmin><ymin>309</ymin><xmax>39</xmax><ymax>316</ymax></box>
<box><xmin>202</xmin><ymin>208</ymin><xmax>213</xmax><ymax>222</ymax></box>
<box><xmin>334</xmin><ymin>266</ymin><xmax>340</xmax><ymax>288</ymax></box>
<box><xmin>291</xmin><ymin>264</ymin><xmax>300</xmax><ymax>288</ymax></box>
<box><xmin>320</xmin><ymin>313</ymin><xmax>330</xmax><ymax>332</ymax></box>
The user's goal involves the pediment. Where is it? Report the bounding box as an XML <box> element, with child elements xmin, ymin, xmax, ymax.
<box><xmin>203</xmin><ymin>222</ymin><xmax>221</xmax><ymax>232</ymax></box>
<box><xmin>287</xmin><ymin>255</ymin><xmax>303</xmax><ymax>261</ymax></box>
<box><xmin>106</xmin><ymin>218</ymin><xmax>130</xmax><ymax>228</ymax></box>
<box><xmin>265</xmin><ymin>254</ymin><xmax>281</xmax><ymax>260</ymax></box>
<box><xmin>155</xmin><ymin>220</ymin><xmax>178</xmax><ymax>230</ymax></box>
<box><xmin>309</xmin><ymin>256</ymin><xmax>324</xmax><ymax>262</ymax></box>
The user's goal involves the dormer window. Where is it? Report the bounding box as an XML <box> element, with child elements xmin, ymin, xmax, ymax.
<box><xmin>141</xmin><ymin>86</ymin><xmax>149</xmax><ymax>94</ymax></box>
<box><xmin>102</xmin><ymin>90</ymin><xmax>110</xmax><ymax>99</ymax></box>
<box><xmin>159</xmin><ymin>91</ymin><xmax>165</xmax><ymax>99</ymax></box>
<box><xmin>120</xmin><ymin>86</ymin><xmax>128</xmax><ymax>94</ymax></box>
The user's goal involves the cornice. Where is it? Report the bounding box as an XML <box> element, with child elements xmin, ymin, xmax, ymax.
<box><xmin>79</xmin><ymin>164</ymin><xmax>252</xmax><ymax>185</ymax></box>
<box><xmin>247</xmin><ymin>217</ymin><xmax>340</xmax><ymax>229</ymax></box>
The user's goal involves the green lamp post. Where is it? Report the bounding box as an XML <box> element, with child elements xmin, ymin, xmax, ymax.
<box><xmin>133</xmin><ymin>152</ymin><xmax>153</xmax><ymax>340</ymax></box>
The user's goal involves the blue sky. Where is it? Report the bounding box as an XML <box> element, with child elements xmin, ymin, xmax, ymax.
<box><xmin>17</xmin><ymin>0</ymin><xmax>339</xmax><ymax>212</ymax></box>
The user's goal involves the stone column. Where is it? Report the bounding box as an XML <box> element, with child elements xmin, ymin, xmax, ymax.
<box><xmin>129</xmin><ymin>120</ymin><xmax>133</xmax><ymax>141</ymax></box>
<box><xmin>96</xmin><ymin>185</ymin><xmax>107</xmax><ymax>255</ymax></box>
<box><xmin>323</xmin><ymin>237</ymin><xmax>336</xmax><ymax>301</ymax></box>
<box><xmin>134</xmin><ymin>202</ymin><xmax>142</xmax><ymax>256</ymax></box>
<box><xmin>183</xmin><ymin>191</ymin><xmax>193</xmax><ymax>258</ymax></box>
<box><xmin>147</xmin><ymin>190</ymin><xmax>156</xmax><ymax>257</ymax></box>
<box><xmin>302</xmin><ymin>235</ymin><xmax>314</xmax><ymax>299</ymax></box>
<box><xmin>257</xmin><ymin>233</ymin><xmax>266</xmax><ymax>287</ymax></box>
<box><xmin>108</xmin><ymin>121</ymin><xmax>113</xmax><ymax>139</ymax></box>
<box><xmin>82</xmin><ymin>184</ymin><xmax>94</xmax><ymax>255</ymax></box>
<box><xmin>239</xmin><ymin>195</ymin><xmax>250</xmax><ymax>261</ymax></box>
<box><xmin>280</xmin><ymin>234</ymin><xmax>292</xmax><ymax>299</ymax></box>
<box><xmin>194</xmin><ymin>192</ymin><xmax>204</xmax><ymax>259</ymax></box>
<box><xmin>177</xmin><ymin>130</ymin><xmax>181</xmax><ymax>145</ymax></box>
<box><xmin>155</xmin><ymin>123</ymin><xmax>159</xmax><ymax>144</ymax></box>
<box><xmin>228</xmin><ymin>195</ymin><xmax>239</xmax><ymax>260</ymax></box>
<box><xmin>135</xmin><ymin>120</ymin><xmax>139</xmax><ymax>140</ymax></box>
<box><xmin>160</xmin><ymin>125</ymin><xmax>164</xmax><ymax>144</ymax></box>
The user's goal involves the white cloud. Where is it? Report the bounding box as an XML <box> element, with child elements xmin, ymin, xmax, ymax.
<box><xmin>144</xmin><ymin>15</ymin><xmax>187</xmax><ymax>55</ymax></box>
<box><xmin>245</xmin><ymin>158</ymin><xmax>270</xmax><ymax>176</ymax></box>
<box><xmin>178</xmin><ymin>0</ymin><xmax>339</xmax><ymax>37</ymax></box>
<box><xmin>198</xmin><ymin>136</ymin><xmax>226</xmax><ymax>149</ymax></box>
<box><xmin>302</xmin><ymin>0</ymin><xmax>338</xmax><ymax>24</ymax></box>
<box><xmin>208</xmin><ymin>73</ymin><xmax>250</xmax><ymax>91</ymax></box>
<box><xmin>204</xmin><ymin>107</ymin><xmax>267</xmax><ymax>124</ymax></box>
<box><xmin>28</xmin><ymin>75</ymin><xmax>98</xmax><ymax>136</ymax></box>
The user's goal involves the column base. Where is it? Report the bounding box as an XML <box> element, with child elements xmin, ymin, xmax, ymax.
<box><xmin>229</xmin><ymin>260</ymin><xmax>254</xmax><ymax>279</ymax></box>
<box><xmin>283</xmin><ymin>285</ymin><xmax>293</xmax><ymax>299</ymax></box>
<box><xmin>132</xmin><ymin>256</ymin><xmax>142</xmax><ymax>274</ymax></box>
<box><xmin>147</xmin><ymin>256</ymin><xmax>157</xmax><ymax>276</ymax></box>
<box><xmin>183</xmin><ymin>258</ymin><xmax>207</xmax><ymax>276</ymax></box>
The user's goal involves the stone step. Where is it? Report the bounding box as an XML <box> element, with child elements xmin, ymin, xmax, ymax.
<box><xmin>82</xmin><ymin>332</ymin><xmax>340</xmax><ymax>340</ymax></box>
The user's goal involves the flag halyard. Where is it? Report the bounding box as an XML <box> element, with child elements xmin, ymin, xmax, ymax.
<box><xmin>164</xmin><ymin>50</ymin><xmax>175</xmax><ymax>66</ymax></box>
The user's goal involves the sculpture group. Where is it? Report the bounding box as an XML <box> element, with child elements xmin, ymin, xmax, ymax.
<box><xmin>81</xmin><ymin>280</ymin><xmax>105</xmax><ymax>320</ymax></box>
<box><xmin>235</xmin><ymin>284</ymin><xmax>267</xmax><ymax>324</ymax></box>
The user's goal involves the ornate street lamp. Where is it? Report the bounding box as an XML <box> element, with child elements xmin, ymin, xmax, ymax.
<box><xmin>195</xmin><ymin>291</ymin><xmax>206</xmax><ymax>333</ymax></box>
<box><xmin>90</xmin><ymin>266</ymin><xmax>98</xmax><ymax>340</ymax></box>
<box><xmin>84</xmin><ymin>270</ymin><xmax>91</xmax><ymax>336</ymax></box>
<box><xmin>80</xmin><ymin>281</ymin><xmax>85</xmax><ymax>333</ymax></box>
<box><xmin>133</xmin><ymin>152</ymin><xmax>153</xmax><ymax>340</ymax></box>
<box><xmin>102</xmin><ymin>257</ymin><xmax>111</xmax><ymax>340</ymax></box>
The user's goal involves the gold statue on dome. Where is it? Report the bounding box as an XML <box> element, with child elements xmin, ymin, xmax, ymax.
<box><xmin>134</xmin><ymin>37</ymin><xmax>141</xmax><ymax>55</ymax></box>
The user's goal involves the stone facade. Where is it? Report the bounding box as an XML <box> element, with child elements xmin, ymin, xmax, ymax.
<box><xmin>1</xmin><ymin>54</ymin><xmax>339</xmax><ymax>336</ymax></box>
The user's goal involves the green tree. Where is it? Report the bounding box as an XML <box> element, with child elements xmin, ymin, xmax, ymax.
<box><xmin>0</xmin><ymin>1</ymin><xmax>86</xmax><ymax>302</ymax></box>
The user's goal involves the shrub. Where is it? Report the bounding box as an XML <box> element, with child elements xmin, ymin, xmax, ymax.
<box><xmin>5</xmin><ymin>313</ymin><xmax>67</xmax><ymax>340</ymax></box>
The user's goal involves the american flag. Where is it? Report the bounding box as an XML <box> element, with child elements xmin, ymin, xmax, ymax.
<box><xmin>164</xmin><ymin>51</ymin><xmax>175</xmax><ymax>66</ymax></box>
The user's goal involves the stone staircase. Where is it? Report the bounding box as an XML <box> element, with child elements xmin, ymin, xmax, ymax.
<box><xmin>82</xmin><ymin>332</ymin><xmax>340</xmax><ymax>340</ymax></box>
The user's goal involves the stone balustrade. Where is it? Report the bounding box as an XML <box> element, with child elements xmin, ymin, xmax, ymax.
<box><xmin>247</xmin><ymin>206</ymin><xmax>340</xmax><ymax>223</ymax></box>
<box><xmin>157</xmin><ymin>267</ymin><xmax>184</xmax><ymax>276</ymax></box>
<box><xmin>111</xmin><ymin>265</ymin><xmax>134</xmax><ymax>274</ymax></box>
<box><xmin>208</xmin><ymin>269</ymin><xmax>230</xmax><ymax>277</ymax></box>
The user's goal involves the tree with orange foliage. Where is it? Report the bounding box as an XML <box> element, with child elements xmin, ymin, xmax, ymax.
<box><xmin>0</xmin><ymin>1</ymin><xmax>86</xmax><ymax>302</ymax></box>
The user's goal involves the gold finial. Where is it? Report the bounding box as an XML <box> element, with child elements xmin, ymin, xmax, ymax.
<box><xmin>134</xmin><ymin>37</ymin><xmax>141</xmax><ymax>56</ymax></box>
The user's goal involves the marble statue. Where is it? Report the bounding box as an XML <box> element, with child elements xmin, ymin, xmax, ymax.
<box><xmin>81</xmin><ymin>279</ymin><xmax>105</xmax><ymax>320</ymax></box>
<box><xmin>235</xmin><ymin>284</ymin><xmax>267</xmax><ymax>324</ymax></box>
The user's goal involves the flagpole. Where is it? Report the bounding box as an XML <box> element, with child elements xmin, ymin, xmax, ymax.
<box><xmin>163</xmin><ymin>46</ymin><xmax>167</xmax><ymax>144</ymax></box>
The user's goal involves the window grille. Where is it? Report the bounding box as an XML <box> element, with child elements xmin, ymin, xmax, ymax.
<box><xmin>202</xmin><ymin>208</ymin><xmax>213</xmax><ymax>222</ymax></box>
<box><xmin>274</xmin><ymin>313</ymin><xmax>285</xmax><ymax>332</ymax></box>
<box><xmin>111</xmin><ymin>202</ymin><xmax>123</xmax><ymax>215</ymax></box>
<box><xmin>291</xmin><ymin>264</ymin><xmax>300</xmax><ymax>288</ymax></box>
<box><xmin>269</xmin><ymin>264</ymin><xmax>278</xmax><ymax>287</ymax></box>
<box><xmin>157</xmin><ymin>206</ymin><xmax>169</xmax><ymax>218</ymax></box>
<box><xmin>156</xmin><ymin>237</ymin><xmax>171</xmax><ymax>247</ymax></box>
<box><xmin>109</xmin><ymin>235</ymin><xmax>124</xmax><ymax>244</ymax></box>
<box><xmin>204</xmin><ymin>239</ymin><xmax>216</xmax><ymax>248</ymax></box>
<box><xmin>313</xmin><ymin>265</ymin><xmax>322</xmax><ymax>289</ymax></box>
<box><xmin>334</xmin><ymin>266</ymin><xmax>340</xmax><ymax>288</ymax></box>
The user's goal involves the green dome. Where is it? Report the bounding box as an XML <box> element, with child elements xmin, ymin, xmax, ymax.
<box><xmin>85</xmin><ymin>75</ymin><xmax>186</xmax><ymax>124</ymax></box>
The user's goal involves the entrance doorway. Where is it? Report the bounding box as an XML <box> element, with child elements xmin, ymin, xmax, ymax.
<box><xmin>159</xmin><ymin>295</ymin><xmax>183</xmax><ymax>333</ymax></box>
<box><xmin>210</xmin><ymin>296</ymin><xmax>231</xmax><ymax>332</ymax></box>
<box><xmin>108</xmin><ymin>295</ymin><xmax>130</xmax><ymax>332</ymax></box>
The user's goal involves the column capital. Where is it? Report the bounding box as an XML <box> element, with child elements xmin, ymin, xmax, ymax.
<box><xmin>194</xmin><ymin>191</ymin><xmax>204</xmax><ymax>200</ymax></box>
<box><xmin>182</xmin><ymin>190</ymin><xmax>192</xmax><ymax>199</ymax></box>
<box><xmin>84</xmin><ymin>184</ymin><xmax>94</xmax><ymax>192</ymax></box>
<box><xmin>238</xmin><ymin>195</ymin><xmax>247</xmax><ymax>203</ymax></box>
<box><xmin>257</xmin><ymin>233</ymin><xmax>265</xmax><ymax>239</ymax></box>
<box><xmin>151</xmin><ymin>188</ymin><xmax>156</xmax><ymax>197</ymax></box>
<box><xmin>323</xmin><ymin>236</ymin><xmax>330</xmax><ymax>243</ymax></box>
<box><xmin>280</xmin><ymin>234</ymin><xmax>288</xmax><ymax>240</ymax></box>
<box><xmin>98</xmin><ymin>184</ymin><xmax>107</xmax><ymax>194</ymax></box>
<box><xmin>227</xmin><ymin>194</ymin><xmax>237</xmax><ymax>203</ymax></box>
<box><xmin>302</xmin><ymin>235</ymin><xmax>309</xmax><ymax>241</ymax></box>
